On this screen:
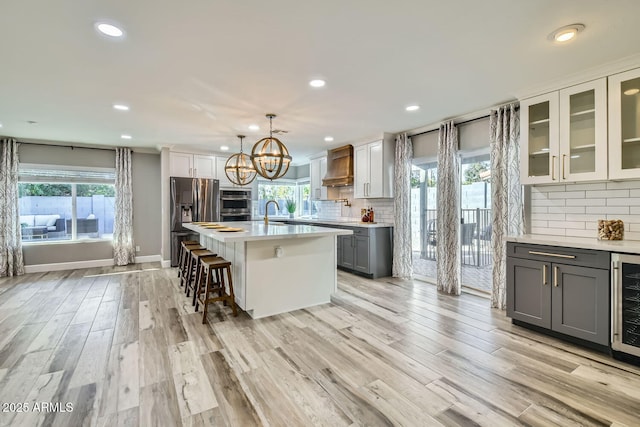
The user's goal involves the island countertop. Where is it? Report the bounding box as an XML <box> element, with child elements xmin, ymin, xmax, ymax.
<box><xmin>183</xmin><ymin>221</ymin><xmax>353</xmax><ymax>243</ymax></box>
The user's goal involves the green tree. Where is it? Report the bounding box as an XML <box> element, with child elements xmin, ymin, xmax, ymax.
<box><xmin>18</xmin><ymin>183</ymin><xmax>72</xmax><ymax>197</ymax></box>
<box><xmin>410</xmin><ymin>170</ymin><xmax>421</xmax><ymax>188</ymax></box>
<box><xmin>77</xmin><ymin>184</ymin><xmax>115</xmax><ymax>197</ymax></box>
<box><xmin>463</xmin><ymin>162</ymin><xmax>489</xmax><ymax>185</ymax></box>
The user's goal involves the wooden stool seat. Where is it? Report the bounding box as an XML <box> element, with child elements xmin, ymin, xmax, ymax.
<box><xmin>196</xmin><ymin>256</ymin><xmax>237</xmax><ymax>323</ymax></box>
<box><xmin>186</xmin><ymin>249</ymin><xmax>216</xmax><ymax>299</ymax></box>
<box><xmin>178</xmin><ymin>243</ymin><xmax>205</xmax><ymax>286</ymax></box>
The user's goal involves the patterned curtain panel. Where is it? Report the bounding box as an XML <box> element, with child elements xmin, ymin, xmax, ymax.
<box><xmin>113</xmin><ymin>147</ymin><xmax>136</xmax><ymax>266</ymax></box>
<box><xmin>0</xmin><ymin>138</ymin><xmax>25</xmax><ymax>277</ymax></box>
<box><xmin>392</xmin><ymin>133</ymin><xmax>413</xmax><ymax>279</ymax></box>
<box><xmin>490</xmin><ymin>103</ymin><xmax>523</xmax><ymax>309</ymax></box>
<box><xmin>436</xmin><ymin>121</ymin><xmax>461</xmax><ymax>295</ymax></box>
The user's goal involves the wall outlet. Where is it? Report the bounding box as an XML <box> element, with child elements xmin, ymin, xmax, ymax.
<box><xmin>135</xmin><ymin>246</ymin><xmax>140</xmax><ymax>252</ymax></box>
<box><xmin>274</xmin><ymin>246</ymin><xmax>283</xmax><ymax>258</ymax></box>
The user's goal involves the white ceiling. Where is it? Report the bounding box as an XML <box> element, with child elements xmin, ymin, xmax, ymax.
<box><xmin>1</xmin><ymin>0</ymin><xmax>640</xmax><ymax>163</ymax></box>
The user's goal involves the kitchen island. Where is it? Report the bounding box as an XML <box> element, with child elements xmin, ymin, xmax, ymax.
<box><xmin>184</xmin><ymin>221</ymin><xmax>353</xmax><ymax>319</ymax></box>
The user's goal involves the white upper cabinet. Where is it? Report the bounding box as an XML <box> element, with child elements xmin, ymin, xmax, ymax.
<box><xmin>194</xmin><ymin>154</ymin><xmax>216</xmax><ymax>179</ymax></box>
<box><xmin>310</xmin><ymin>155</ymin><xmax>327</xmax><ymax>200</ymax></box>
<box><xmin>216</xmin><ymin>156</ymin><xmax>235</xmax><ymax>188</ymax></box>
<box><xmin>354</xmin><ymin>136</ymin><xmax>394</xmax><ymax>198</ymax></box>
<box><xmin>169</xmin><ymin>152</ymin><xmax>194</xmax><ymax>177</ymax></box>
<box><xmin>559</xmin><ymin>79</ymin><xmax>608</xmax><ymax>182</ymax></box>
<box><xmin>169</xmin><ymin>152</ymin><xmax>216</xmax><ymax>178</ymax></box>
<box><xmin>609</xmin><ymin>68</ymin><xmax>640</xmax><ymax>179</ymax></box>
<box><xmin>520</xmin><ymin>78</ymin><xmax>607</xmax><ymax>184</ymax></box>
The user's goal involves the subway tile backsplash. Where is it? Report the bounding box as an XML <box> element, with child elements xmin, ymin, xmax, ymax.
<box><xmin>314</xmin><ymin>187</ymin><xmax>395</xmax><ymax>224</ymax></box>
<box><xmin>529</xmin><ymin>181</ymin><xmax>640</xmax><ymax>240</ymax></box>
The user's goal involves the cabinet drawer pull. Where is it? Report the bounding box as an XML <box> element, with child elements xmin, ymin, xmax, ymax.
<box><xmin>551</xmin><ymin>155</ymin><xmax>557</xmax><ymax>181</ymax></box>
<box><xmin>553</xmin><ymin>265</ymin><xmax>559</xmax><ymax>287</ymax></box>
<box><xmin>542</xmin><ymin>264</ymin><xmax>548</xmax><ymax>285</ymax></box>
<box><xmin>562</xmin><ymin>154</ymin><xmax>566</xmax><ymax>180</ymax></box>
<box><xmin>528</xmin><ymin>250</ymin><xmax>576</xmax><ymax>259</ymax></box>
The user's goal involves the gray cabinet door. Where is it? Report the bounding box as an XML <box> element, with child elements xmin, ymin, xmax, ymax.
<box><xmin>551</xmin><ymin>264</ymin><xmax>610</xmax><ymax>345</ymax></box>
<box><xmin>507</xmin><ymin>257</ymin><xmax>552</xmax><ymax>329</ymax></box>
<box><xmin>354</xmin><ymin>235</ymin><xmax>370</xmax><ymax>273</ymax></box>
<box><xmin>340</xmin><ymin>235</ymin><xmax>355</xmax><ymax>269</ymax></box>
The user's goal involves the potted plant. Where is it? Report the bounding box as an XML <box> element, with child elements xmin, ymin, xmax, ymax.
<box><xmin>285</xmin><ymin>199</ymin><xmax>296</xmax><ymax>218</ymax></box>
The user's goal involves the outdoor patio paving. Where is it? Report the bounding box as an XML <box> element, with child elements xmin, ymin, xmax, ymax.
<box><xmin>412</xmin><ymin>252</ymin><xmax>492</xmax><ymax>292</ymax></box>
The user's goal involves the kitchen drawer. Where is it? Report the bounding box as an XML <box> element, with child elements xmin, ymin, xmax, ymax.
<box><xmin>507</xmin><ymin>242</ymin><xmax>609</xmax><ymax>270</ymax></box>
<box><xmin>351</xmin><ymin>227</ymin><xmax>370</xmax><ymax>236</ymax></box>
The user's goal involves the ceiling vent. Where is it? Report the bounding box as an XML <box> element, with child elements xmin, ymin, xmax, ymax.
<box><xmin>322</xmin><ymin>144</ymin><xmax>354</xmax><ymax>187</ymax></box>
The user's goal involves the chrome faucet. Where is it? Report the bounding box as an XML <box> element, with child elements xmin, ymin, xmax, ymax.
<box><xmin>264</xmin><ymin>200</ymin><xmax>280</xmax><ymax>225</ymax></box>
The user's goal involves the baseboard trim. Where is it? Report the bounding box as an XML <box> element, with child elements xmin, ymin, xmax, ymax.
<box><xmin>135</xmin><ymin>255</ymin><xmax>162</xmax><ymax>264</ymax></box>
<box><xmin>24</xmin><ymin>254</ymin><xmax>163</xmax><ymax>273</ymax></box>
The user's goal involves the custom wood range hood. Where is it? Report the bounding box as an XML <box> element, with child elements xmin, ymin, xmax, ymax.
<box><xmin>322</xmin><ymin>144</ymin><xmax>354</xmax><ymax>187</ymax></box>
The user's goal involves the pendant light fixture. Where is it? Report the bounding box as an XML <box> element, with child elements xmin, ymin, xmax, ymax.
<box><xmin>251</xmin><ymin>114</ymin><xmax>292</xmax><ymax>180</ymax></box>
<box><xmin>224</xmin><ymin>135</ymin><xmax>257</xmax><ymax>186</ymax></box>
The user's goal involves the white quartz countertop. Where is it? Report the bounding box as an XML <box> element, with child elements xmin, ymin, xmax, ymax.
<box><xmin>184</xmin><ymin>221</ymin><xmax>353</xmax><ymax>243</ymax></box>
<box><xmin>506</xmin><ymin>234</ymin><xmax>640</xmax><ymax>254</ymax></box>
<box><xmin>255</xmin><ymin>217</ymin><xmax>394</xmax><ymax>228</ymax></box>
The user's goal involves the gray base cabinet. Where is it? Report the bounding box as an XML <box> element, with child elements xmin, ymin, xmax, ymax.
<box><xmin>336</xmin><ymin>227</ymin><xmax>392</xmax><ymax>278</ymax></box>
<box><xmin>507</xmin><ymin>242</ymin><xmax>610</xmax><ymax>346</ymax></box>
<box><xmin>283</xmin><ymin>220</ymin><xmax>392</xmax><ymax>279</ymax></box>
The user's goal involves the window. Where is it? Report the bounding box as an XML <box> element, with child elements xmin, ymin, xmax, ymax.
<box><xmin>257</xmin><ymin>178</ymin><xmax>312</xmax><ymax>217</ymax></box>
<box><xmin>18</xmin><ymin>165</ymin><xmax>116</xmax><ymax>242</ymax></box>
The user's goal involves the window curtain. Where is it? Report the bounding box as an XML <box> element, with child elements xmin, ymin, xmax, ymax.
<box><xmin>490</xmin><ymin>104</ymin><xmax>523</xmax><ymax>309</ymax></box>
<box><xmin>436</xmin><ymin>121</ymin><xmax>461</xmax><ymax>295</ymax></box>
<box><xmin>392</xmin><ymin>132</ymin><xmax>413</xmax><ymax>279</ymax></box>
<box><xmin>113</xmin><ymin>147</ymin><xmax>135</xmax><ymax>265</ymax></box>
<box><xmin>0</xmin><ymin>138</ymin><xmax>25</xmax><ymax>277</ymax></box>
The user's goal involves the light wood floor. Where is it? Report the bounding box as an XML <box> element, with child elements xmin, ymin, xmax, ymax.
<box><xmin>1</xmin><ymin>265</ymin><xmax>640</xmax><ymax>426</ymax></box>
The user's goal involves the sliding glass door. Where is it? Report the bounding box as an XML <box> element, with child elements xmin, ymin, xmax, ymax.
<box><xmin>460</xmin><ymin>154</ymin><xmax>492</xmax><ymax>291</ymax></box>
<box><xmin>411</xmin><ymin>154</ymin><xmax>493</xmax><ymax>292</ymax></box>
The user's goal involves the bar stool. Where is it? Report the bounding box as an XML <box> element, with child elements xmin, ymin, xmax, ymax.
<box><xmin>177</xmin><ymin>241</ymin><xmax>200</xmax><ymax>278</ymax></box>
<box><xmin>196</xmin><ymin>257</ymin><xmax>237</xmax><ymax>323</ymax></box>
<box><xmin>186</xmin><ymin>249</ymin><xmax>217</xmax><ymax>299</ymax></box>
<box><xmin>179</xmin><ymin>243</ymin><xmax>205</xmax><ymax>288</ymax></box>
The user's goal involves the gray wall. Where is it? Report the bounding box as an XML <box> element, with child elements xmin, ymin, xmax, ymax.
<box><xmin>132</xmin><ymin>152</ymin><xmax>161</xmax><ymax>257</ymax></box>
<box><xmin>19</xmin><ymin>142</ymin><xmax>161</xmax><ymax>265</ymax></box>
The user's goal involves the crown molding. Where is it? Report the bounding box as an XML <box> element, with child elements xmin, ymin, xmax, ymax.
<box><xmin>515</xmin><ymin>53</ymin><xmax>640</xmax><ymax>100</ymax></box>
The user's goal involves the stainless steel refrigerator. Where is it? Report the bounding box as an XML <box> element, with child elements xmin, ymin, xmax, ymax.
<box><xmin>170</xmin><ymin>177</ymin><xmax>220</xmax><ymax>266</ymax></box>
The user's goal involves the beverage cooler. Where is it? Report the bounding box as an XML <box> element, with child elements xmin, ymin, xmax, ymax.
<box><xmin>612</xmin><ymin>253</ymin><xmax>640</xmax><ymax>360</ymax></box>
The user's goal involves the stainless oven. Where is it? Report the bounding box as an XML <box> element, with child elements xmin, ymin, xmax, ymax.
<box><xmin>612</xmin><ymin>253</ymin><xmax>640</xmax><ymax>358</ymax></box>
<box><xmin>220</xmin><ymin>189</ymin><xmax>251</xmax><ymax>221</ymax></box>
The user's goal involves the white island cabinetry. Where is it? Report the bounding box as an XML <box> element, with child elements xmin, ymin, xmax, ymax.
<box><xmin>184</xmin><ymin>222</ymin><xmax>352</xmax><ymax>319</ymax></box>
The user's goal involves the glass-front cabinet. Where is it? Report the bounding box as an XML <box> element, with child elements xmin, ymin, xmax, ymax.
<box><xmin>520</xmin><ymin>79</ymin><xmax>607</xmax><ymax>184</ymax></box>
<box><xmin>559</xmin><ymin>79</ymin><xmax>608</xmax><ymax>182</ymax></box>
<box><xmin>609</xmin><ymin>68</ymin><xmax>640</xmax><ymax>179</ymax></box>
<box><xmin>520</xmin><ymin>93</ymin><xmax>559</xmax><ymax>184</ymax></box>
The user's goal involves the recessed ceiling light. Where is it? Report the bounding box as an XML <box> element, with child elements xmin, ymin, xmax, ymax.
<box><xmin>624</xmin><ymin>88</ymin><xmax>640</xmax><ymax>96</ymax></box>
<box><xmin>95</xmin><ymin>22</ymin><xmax>125</xmax><ymax>38</ymax></box>
<box><xmin>309</xmin><ymin>79</ymin><xmax>326</xmax><ymax>88</ymax></box>
<box><xmin>548</xmin><ymin>24</ymin><xmax>585</xmax><ymax>43</ymax></box>
<box><xmin>406</xmin><ymin>105</ymin><xmax>420</xmax><ymax>112</ymax></box>
<box><xmin>220</xmin><ymin>146</ymin><xmax>229</xmax><ymax>151</ymax></box>
<box><xmin>113</xmin><ymin>104</ymin><xmax>129</xmax><ymax>111</ymax></box>
<box><xmin>121</xmin><ymin>134</ymin><xmax>132</xmax><ymax>140</ymax></box>
<box><xmin>324</xmin><ymin>136</ymin><xmax>334</xmax><ymax>142</ymax></box>
<box><xmin>248</xmin><ymin>124</ymin><xmax>260</xmax><ymax>131</ymax></box>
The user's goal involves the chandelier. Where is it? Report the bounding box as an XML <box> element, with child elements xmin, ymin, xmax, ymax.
<box><xmin>251</xmin><ymin>114</ymin><xmax>292</xmax><ymax>180</ymax></box>
<box><xmin>224</xmin><ymin>135</ymin><xmax>257</xmax><ymax>186</ymax></box>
